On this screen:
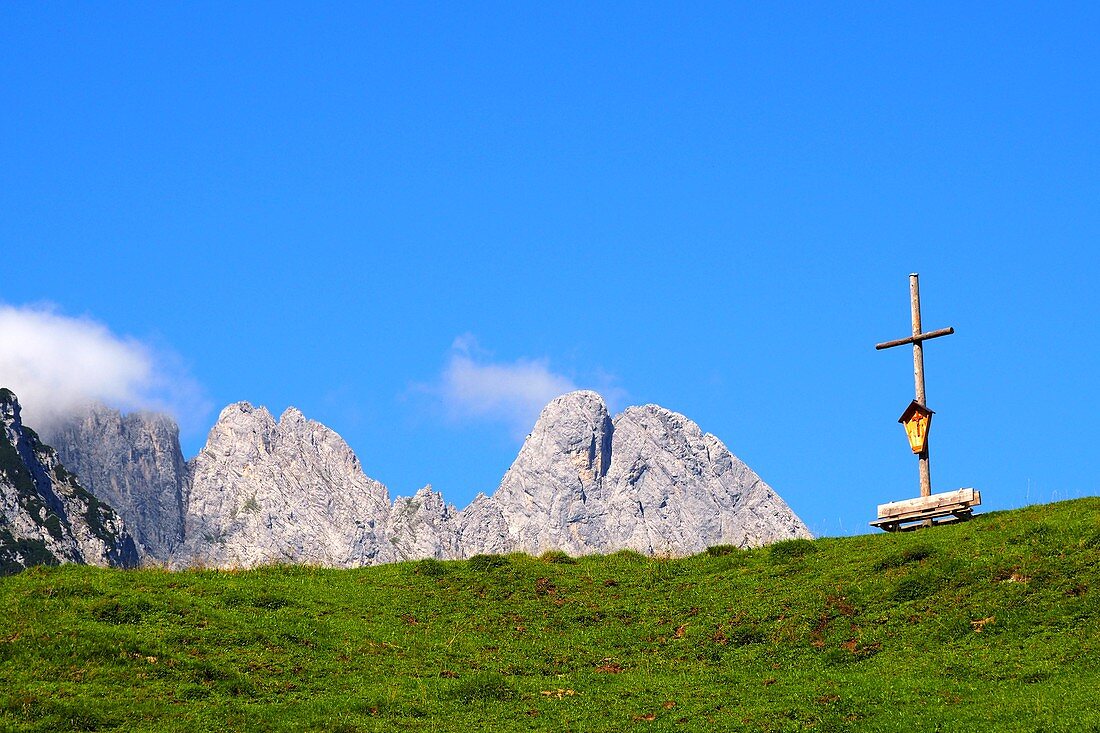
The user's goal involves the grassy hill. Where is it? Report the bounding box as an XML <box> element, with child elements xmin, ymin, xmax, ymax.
<box><xmin>1</xmin><ymin>498</ymin><xmax>1098</xmax><ymax>732</ymax></box>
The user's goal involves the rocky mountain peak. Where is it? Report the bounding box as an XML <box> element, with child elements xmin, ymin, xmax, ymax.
<box><xmin>278</xmin><ymin>405</ymin><xmax>306</xmax><ymax>423</ymax></box>
<box><xmin>180</xmin><ymin>401</ymin><xmax>392</xmax><ymax>568</ymax></box>
<box><xmin>0</xmin><ymin>389</ymin><xmax>139</xmax><ymax>573</ymax></box>
<box><xmin>462</xmin><ymin>390</ymin><xmax>615</xmax><ymax>556</ymax></box>
<box><xmin>601</xmin><ymin>401</ymin><xmax>810</xmax><ymax>554</ymax></box>
<box><xmin>200</xmin><ymin>402</ymin><xmax>277</xmax><ymax>458</ymax></box>
<box><xmin>12</xmin><ymin>388</ymin><xmax>810</xmax><ymax>570</ymax></box>
<box><xmin>0</xmin><ymin>388</ymin><xmax>20</xmax><ymax>421</ymax></box>
<box><xmin>388</xmin><ymin>485</ymin><xmax>459</xmax><ymax>560</ymax></box>
<box><xmin>522</xmin><ymin>390</ymin><xmax>613</xmax><ymax>485</ymax></box>
<box><xmin>41</xmin><ymin>401</ymin><xmax>189</xmax><ymax>562</ymax></box>
<box><xmin>458</xmin><ymin>390</ymin><xmax>811</xmax><ymax>557</ymax></box>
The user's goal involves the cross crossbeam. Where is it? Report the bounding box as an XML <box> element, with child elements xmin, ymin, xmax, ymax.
<box><xmin>874</xmin><ymin>326</ymin><xmax>955</xmax><ymax>351</ymax></box>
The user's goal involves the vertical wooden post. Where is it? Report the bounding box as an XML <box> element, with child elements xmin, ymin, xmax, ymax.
<box><xmin>875</xmin><ymin>273</ymin><xmax>955</xmax><ymax>519</ymax></box>
<box><xmin>909</xmin><ymin>273</ymin><xmax>932</xmax><ymax>498</ymax></box>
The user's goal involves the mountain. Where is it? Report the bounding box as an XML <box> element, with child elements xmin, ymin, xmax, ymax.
<box><xmin>13</xmin><ymin>389</ymin><xmax>810</xmax><ymax>569</ymax></box>
<box><xmin>42</xmin><ymin>404</ymin><xmax>188</xmax><ymax>562</ymax></box>
<box><xmin>179</xmin><ymin>402</ymin><xmax>393</xmax><ymax>568</ymax></box>
<box><xmin>457</xmin><ymin>391</ymin><xmax>810</xmax><ymax>556</ymax></box>
<box><xmin>0</xmin><ymin>389</ymin><xmax>139</xmax><ymax>574</ymax></box>
<box><xmin>388</xmin><ymin>486</ymin><xmax>460</xmax><ymax>561</ymax></box>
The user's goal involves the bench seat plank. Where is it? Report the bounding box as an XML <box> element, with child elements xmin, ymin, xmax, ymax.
<box><xmin>870</xmin><ymin>488</ymin><xmax>981</xmax><ymax>532</ymax></box>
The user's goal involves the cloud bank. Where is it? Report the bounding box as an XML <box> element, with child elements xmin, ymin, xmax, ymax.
<box><xmin>0</xmin><ymin>305</ymin><xmax>208</xmax><ymax>432</ymax></box>
<box><xmin>433</xmin><ymin>335</ymin><xmax>578</xmax><ymax>435</ymax></box>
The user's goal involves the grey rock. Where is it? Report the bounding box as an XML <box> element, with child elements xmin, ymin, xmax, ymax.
<box><xmin>454</xmin><ymin>492</ymin><xmax>511</xmax><ymax>558</ymax></box>
<box><xmin>178</xmin><ymin>402</ymin><xmax>392</xmax><ymax>568</ymax></box>
<box><xmin>457</xmin><ymin>391</ymin><xmax>810</xmax><ymax>556</ymax></box>
<box><xmin>0</xmin><ymin>389</ymin><xmax>139</xmax><ymax>572</ymax></box>
<box><xmin>601</xmin><ymin>403</ymin><xmax>811</xmax><ymax>553</ymax></box>
<box><xmin>387</xmin><ymin>485</ymin><xmax>459</xmax><ymax>561</ymax></box>
<box><xmin>17</xmin><ymin>389</ymin><xmax>810</xmax><ymax>569</ymax></box>
<box><xmin>458</xmin><ymin>391</ymin><xmax>613</xmax><ymax>556</ymax></box>
<box><xmin>42</xmin><ymin>404</ymin><xmax>187</xmax><ymax>562</ymax></box>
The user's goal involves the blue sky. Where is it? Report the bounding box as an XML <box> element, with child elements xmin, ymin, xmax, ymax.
<box><xmin>2</xmin><ymin>3</ymin><xmax>1098</xmax><ymax>536</ymax></box>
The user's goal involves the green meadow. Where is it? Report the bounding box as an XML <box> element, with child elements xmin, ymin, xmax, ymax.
<box><xmin>2</xmin><ymin>498</ymin><xmax>1098</xmax><ymax>732</ymax></box>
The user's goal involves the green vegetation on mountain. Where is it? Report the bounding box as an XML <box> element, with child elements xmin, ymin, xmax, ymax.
<box><xmin>1</xmin><ymin>401</ymin><xmax>138</xmax><ymax>570</ymax></box>
<box><xmin>0</xmin><ymin>413</ymin><xmax>65</xmax><ymax>566</ymax></box>
<box><xmin>1</xmin><ymin>499</ymin><xmax>1098</xmax><ymax>732</ymax></box>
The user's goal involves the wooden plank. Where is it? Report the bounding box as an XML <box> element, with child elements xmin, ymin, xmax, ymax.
<box><xmin>878</xmin><ymin>504</ymin><xmax>972</xmax><ymax>523</ymax></box>
<box><xmin>874</xmin><ymin>327</ymin><xmax>956</xmax><ymax>351</ymax></box>
<box><xmin>877</xmin><ymin>488</ymin><xmax>980</xmax><ymax>519</ymax></box>
<box><xmin>888</xmin><ymin>514</ymin><xmax>971</xmax><ymax>532</ymax></box>
<box><xmin>880</xmin><ymin>493</ymin><xmax>976</xmax><ymax>510</ymax></box>
<box><xmin>870</xmin><ymin>506</ymin><xmax>973</xmax><ymax>526</ymax></box>
<box><xmin>870</xmin><ymin>508</ymin><xmax>974</xmax><ymax>531</ymax></box>
<box><xmin>874</xmin><ymin>506</ymin><xmax>972</xmax><ymax>524</ymax></box>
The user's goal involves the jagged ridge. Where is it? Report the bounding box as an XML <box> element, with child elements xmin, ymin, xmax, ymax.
<box><xmin>457</xmin><ymin>391</ymin><xmax>810</xmax><ymax>557</ymax></box>
<box><xmin>36</xmin><ymin>389</ymin><xmax>810</xmax><ymax>569</ymax></box>
<box><xmin>46</xmin><ymin>404</ymin><xmax>187</xmax><ymax>561</ymax></box>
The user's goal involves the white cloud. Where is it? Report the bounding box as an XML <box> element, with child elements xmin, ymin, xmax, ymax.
<box><xmin>0</xmin><ymin>304</ymin><xmax>209</xmax><ymax>432</ymax></box>
<box><xmin>433</xmin><ymin>335</ymin><xmax>578</xmax><ymax>434</ymax></box>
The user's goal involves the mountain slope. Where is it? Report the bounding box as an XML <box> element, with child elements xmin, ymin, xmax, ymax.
<box><xmin>20</xmin><ymin>390</ymin><xmax>811</xmax><ymax>568</ymax></box>
<box><xmin>179</xmin><ymin>402</ymin><xmax>393</xmax><ymax>568</ymax></box>
<box><xmin>0</xmin><ymin>499</ymin><xmax>1096</xmax><ymax>731</ymax></box>
<box><xmin>459</xmin><ymin>391</ymin><xmax>810</xmax><ymax>556</ymax></box>
<box><xmin>0</xmin><ymin>390</ymin><xmax>139</xmax><ymax>574</ymax></box>
<box><xmin>42</xmin><ymin>404</ymin><xmax>188</xmax><ymax>562</ymax></box>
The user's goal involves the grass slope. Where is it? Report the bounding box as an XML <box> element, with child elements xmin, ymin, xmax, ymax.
<box><xmin>1</xmin><ymin>499</ymin><xmax>1099</xmax><ymax>732</ymax></box>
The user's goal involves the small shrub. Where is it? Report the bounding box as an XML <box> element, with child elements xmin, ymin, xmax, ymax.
<box><xmin>41</xmin><ymin>514</ymin><xmax>64</xmax><ymax>541</ymax></box>
<box><xmin>0</xmin><ymin>533</ymin><xmax>59</xmax><ymax>574</ymax></box>
<box><xmin>219</xmin><ymin>674</ymin><xmax>256</xmax><ymax>697</ymax></box>
<box><xmin>221</xmin><ymin>589</ymin><xmax>289</xmax><ymax>609</ymax></box>
<box><xmin>250</xmin><ymin>593</ymin><xmax>291</xmax><ymax>610</ymax></box>
<box><xmin>822</xmin><ymin>641</ymin><xmax>881</xmax><ymax>666</ymax></box>
<box><xmin>728</xmin><ymin>624</ymin><xmax>766</xmax><ymax>646</ymax></box>
<box><xmin>445</xmin><ymin>672</ymin><xmax>516</xmax><ymax>702</ymax></box>
<box><xmin>822</xmin><ymin>647</ymin><xmax>853</xmax><ymax>666</ymax></box>
<box><xmin>90</xmin><ymin>597</ymin><xmax>152</xmax><ymax>624</ymax></box>
<box><xmin>468</xmin><ymin>554</ymin><xmax>509</xmax><ymax>572</ymax></box>
<box><xmin>191</xmin><ymin>659</ymin><xmax>233</xmax><ymax>683</ymax></box>
<box><xmin>874</xmin><ymin>545</ymin><xmax>935</xmax><ymax>571</ymax></box>
<box><xmin>415</xmin><ymin>558</ymin><xmax>446</xmax><ymax>577</ymax></box>
<box><xmin>645</xmin><ymin>558</ymin><xmax>676</xmax><ymax>586</ymax></box>
<box><xmin>891</xmin><ymin>572</ymin><xmax>946</xmax><ymax>602</ymax></box>
<box><xmin>706</xmin><ymin>544</ymin><xmax>740</xmax><ymax>557</ymax></box>
<box><xmin>607</xmin><ymin>549</ymin><xmax>647</xmax><ymax>564</ymax></box>
<box><xmin>177</xmin><ymin>683</ymin><xmax>212</xmax><ymax>700</ymax></box>
<box><xmin>539</xmin><ymin>550</ymin><xmax>576</xmax><ymax>564</ymax></box>
<box><xmin>769</xmin><ymin>538</ymin><xmax>818</xmax><ymax>562</ymax></box>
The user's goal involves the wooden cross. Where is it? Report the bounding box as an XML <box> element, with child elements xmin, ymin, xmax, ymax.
<box><xmin>875</xmin><ymin>273</ymin><xmax>954</xmax><ymax>498</ymax></box>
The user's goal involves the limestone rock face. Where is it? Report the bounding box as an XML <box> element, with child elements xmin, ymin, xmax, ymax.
<box><xmin>42</xmin><ymin>404</ymin><xmax>187</xmax><ymax>562</ymax></box>
<box><xmin>601</xmin><ymin>404</ymin><xmax>811</xmax><ymax>554</ymax></box>
<box><xmin>458</xmin><ymin>391</ymin><xmax>810</xmax><ymax>555</ymax></box>
<box><xmin>454</xmin><ymin>493</ymin><xmax>511</xmax><ymax>558</ymax></box>
<box><xmin>0</xmin><ymin>389</ymin><xmax>139</xmax><ymax>573</ymax></box>
<box><xmin>458</xmin><ymin>391</ymin><xmax>613</xmax><ymax>556</ymax></box>
<box><xmin>8</xmin><ymin>389</ymin><xmax>810</xmax><ymax>569</ymax></box>
<box><xmin>178</xmin><ymin>403</ymin><xmax>393</xmax><ymax>568</ymax></box>
<box><xmin>387</xmin><ymin>486</ymin><xmax>459</xmax><ymax>561</ymax></box>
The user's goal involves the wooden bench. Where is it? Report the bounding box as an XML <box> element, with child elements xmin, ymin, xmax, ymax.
<box><xmin>870</xmin><ymin>488</ymin><xmax>981</xmax><ymax>532</ymax></box>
